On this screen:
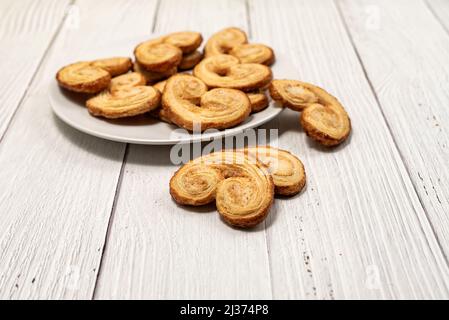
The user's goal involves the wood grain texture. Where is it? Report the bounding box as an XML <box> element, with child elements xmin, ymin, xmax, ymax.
<box><xmin>339</xmin><ymin>0</ymin><xmax>449</xmax><ymax>272</ymax></box>
<box><xmin>0</xmin><ymin>0</ymin><xmax>158</xmax><ymax>299</ymax></box>
<box><xmin>0</xmin><ymin>0</ymin><xmax>448</xmax><ymax>300</ymax></box>
<box><xmin>249</xmin><ymin>0</ymin><xmax>449</xmax><ymax>299</ymax></box>
<box><xmin>0</xmin><ymin>0</ymin><xmax>70</xmax><ymax>139</ymax></box>
<box><xmin>427</xmin><ymin>0</ymin><xmax>449</xmax><ymax>34</ymax></box>
<box><xmin>94</xmin><ymin>0</ymin><xmax>273</xmax><ymax>300</ymax></box>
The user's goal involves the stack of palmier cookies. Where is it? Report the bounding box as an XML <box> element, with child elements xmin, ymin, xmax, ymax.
<box><xmin>55</xmin><ymin>27</ymin><xmax>350</xmax><ymax>144</ymax></box>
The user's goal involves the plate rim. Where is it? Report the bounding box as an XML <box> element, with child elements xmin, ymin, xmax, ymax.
<box><xmin>49</xmin><ymin>88</ymin><xmax>284</xmax><ymax>145</ymax></box>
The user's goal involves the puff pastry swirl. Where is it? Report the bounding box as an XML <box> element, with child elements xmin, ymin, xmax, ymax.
<box><xmin>230</xmin><ymin>43</ymin><xmax>275</xmax><ymax>66</ymax></box>
<box><xmin>162</xmin><ymin>74</ymin><xmax>251</xmax><ymax>131</ymax></box>
<box><xmin>90</xmin><ymin>57</ymin><xmax>132</xmax><ymax>76</ymax></box>
<box><xmin>56</xmin><ymin>61</ymin><xmax>111</xmax><ymax>94</ymax></box>
<box><xmin>270</xmin><ymin>80</ymin><xmax>351</xmax><ymax>146</ymax></box>
<box><xmin>240</xmin><ymin>146</ymin><xmax>306</xmax><ymax>195</ymax></box>
<box><xmin>86</xmin><ymin>86</ymin><xmax>161</xmax><ymax>118</ymax></box>
<box><xmin>109</xmin><ymin>72</ymin><xmax>146</xmax><ymax>92</ymax></box>
<box><xmin>134</xmin><ymin>31</ymin><xmax>202</xmax><ymax>72</ymax></box>
<box><xmin>205</xmin><ymin>27</ymin><xmax>248</xmax><ymax>57</ymax></box>
<box><xmin>134</xmin><ymin>42</ymin><xmax>182</xmax><ymax>72</ymax></box>
<box><xmin>170</xmin><ymin>151</ymin><xmax>274</xmax><ymax>228</ymax></box>
<box><xmin>164</xmin><ymin>31</ymin><xmax>203</xmax><ymax>54</ymax></box>
<box><xmin>193</xmin><ymin>54</ymin><xmax>272</xmax><ymax>92</ymax></box>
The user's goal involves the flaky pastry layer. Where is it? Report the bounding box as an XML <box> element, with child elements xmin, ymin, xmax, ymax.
<box><xmin>170</xmin><ymin>151</ymin><xmax>274</xmax><ymax>228</ymax></box>
<box><xmin>86</xmin><ymin>86</ymin><xmax>161</xmax><ymax>118</ymax></box>
<box><xmin>193</xmin><ymin>54</ymin><xmax>272</xmax><ymax>92</ymax></box>
<box><xmin>162</xmin><ymin>74</ymin><xmax>251</xmax><ymax>131</ymax></box>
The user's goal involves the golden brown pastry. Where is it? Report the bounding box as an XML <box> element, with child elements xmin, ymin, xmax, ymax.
<box><xmin>193</xmin><ymin>54</ymin><xmax>272</xmax><ymax>92</ymax></box>
<box><xmin>153</xmin><ymin>79</ymin><xmax>166</xmax><ymax>93</ymax></box>
<box><xmin>269</xmin><ymin>79</ymin><xmax>319</xmax><ymax>111</ymax></box>
<box><xmin>240</xmin><ymin>146</ymin><xmax>306</xmax><ymax>196</ymax></box>
<box><xmin>247</xmin><ymin>90</ymin><xmax>269</xmax><ymax>113</ymax></box>
<box><xmin>149</xmin><ymin>80</ymin><xmax>171</xmax><ymax>123</ymax></box>
<box><xmin>134</xmin><ymin>42</ymin><xmax>182</xmax><ymax>72</ymax></box>
<box><xmin>164</xmin><ymin>31</ymin><xmax>203</xmax><ymax>54</ymax></box>
<box><xmin>162</xmin><ymin>74</ymin><xmax>251</xmax><ymax>131</ymax></box>
<box><xmin>134</xmin><ymin>31</ymin><xmax>202</xmax><ymax>72</ymax></box>
<box><xmin>86</xmin><ymin>86</ymin><xmax>161</xmax><ymax>118</ymax></box>
<box><xmin>109</xmin><ymin>72</ymin><xmax>146</xmax><ymax>92</ymax></box>
<box><xmin>301</xmin><ymin>101</ymin><xmax>351</xmax><ymax>146</ymax></box>
<box><xmin>90</xmin><ymin>57</ymin><xmax>132</xmax><ymax>76</ymax></box>
<box><xmin>56</xmin><ymin>61</ymin><xmax>111</xmax><ymax>93</ymax></box>
<box><xmin>270</xmin><ymin>80</ymin><xmax>351</xmax><ymax>146</ymax></box>
<box><xmin>229</xmin><ymin>43</ymin><xmax>275</xmax><ymax>66</ymax></box>
<box><xmin>179</xmin><ymin>50</ymin><xmax>203</xmax><ymax>70</ymax></box>
<box><xmin>170</xmin><ymin>151</ymin><xmax>274</xmax><ymax>228</ymax></box>
<box><xmin>133</xmin><ymin>61</ymin><xmax>177</xmax><ymax>84</ymax></box>
<box><xmin>205</xmin><ymin>27</ymin><xmax>248</xmax><ymax>57</ymax></box>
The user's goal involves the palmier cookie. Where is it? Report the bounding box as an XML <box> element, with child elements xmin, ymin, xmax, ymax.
<box><xmin>134</xmin><ymin>42</ymin><xmax>182</xmax><ymax>72</ymax></box>
<box><xmin>247</xmin><ymin>90</ymin><xmax>269</xmax><ymax>113</ymax></box>
<box><xmin>163</xmin><ymin>74</ymin><xmax>251</xmax><ymax>131</ymax></box>
<box><xmin>193</xmin><ymin>54</ymin><xmax>272</xmax><ymax>92</ymax></box>
<box><xmin>90</xmin><ymin>57</ymin><xmax>132</xmax><ymax>76</ymax></box>
<box><xmin>109</xmin><ymin>72</ymin><xmax>146</xmax><ymax>92</ymax></box>
<box><xmin>240</xmin><ymin>146</ymin><xmax>306</xmax><ymax>196</ymax></box>
<box><xmin>270</xmin><ymin>80</ymin><xmax>351</xmax><ymax>146</ymax></box>
<box><xmin>86</xmin><ymin>86</ymin><xmax>160</xmax><ymax>119</ymax></box>
<box><xmin>164</xmin><ymin>31</ymin><xmax>203</xmax><ymax>54</ymax></box>
<box><xmin>230</xmin><ymin>44</ymin><xmax>275</xmax><ymax>66</ymax></box>
<box><xmin>205</xmin><ymin>27</ymin><xmax>248</xmax><ymax>57</ymax></box>
<box><xmin>170</xmin><ymin>151</ymin><xmax>274</xmax><ymax>228</ymax></box>
<box><xmin>179</xmin><ymin>50</ymin><xmax>203</xmax><ymax>70</ymax></box>
<box><xmin>56</xmin><ymin>61</ymin><xmax>111</xmax><ymax>94</ymax></box>
<box><xmin>133</xmin><ymin>61</ymin><xmax>177</xmax><ymax>84</ymax></box>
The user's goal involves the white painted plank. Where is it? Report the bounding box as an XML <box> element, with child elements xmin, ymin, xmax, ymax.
<box><xmin>249</xmin><ymin>0</ymin><xmax>449</xmax><ymax>299</ymax></box>
<box><xmin>94</xmin><ymin>0</ymin><xmax>273</xmax><ymax>299</ymax></box>
<box><xmin>0</xmin><ymin>0</ymin><xmax>70</xmax><ymax>138</ymax></box>
<box><xmin>0</xmin><ymin>0</ymin><xmax>158</xmax><ymax>299</ymax></box>
<box><xmin>340</xmin><ymin>0</ymin><xmax>449</xmax><ymax>278</ymax></box>
<box><xmin>427</xmin><ymin>0</ymin><xmax>449</xmax><ymax>33</ymax></box>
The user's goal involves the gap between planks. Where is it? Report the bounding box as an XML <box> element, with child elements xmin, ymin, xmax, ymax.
<box><xmin>334</xmin><ymin>0</ymin><xmax>449</xmax><ymax>268</ymax></box>
<box><xmin>425</xmin><ymin>0</ymin><xmax>449</xmax><ymax>36</ymax></box>
<box><xmin>0</xmin><ymin>0</ymin><xmax>75</xmax><ymax>145</ymax></box>
<box><xmin>92</xmin><ymin>144</ymin><xmax>129</xmax><ymax>299</ymax></box>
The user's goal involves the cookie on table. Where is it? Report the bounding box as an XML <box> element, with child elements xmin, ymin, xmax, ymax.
<box><xmin>270</xmin><ymin>79</ymin><xmax>351</xmax><ymax>146</ymax></box>
<box><xmin>170</xmin><ymin>151</ymin><xmax>274</xmax><ymax>228</ymax></box>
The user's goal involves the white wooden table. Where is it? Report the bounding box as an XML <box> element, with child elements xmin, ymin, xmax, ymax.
<box><xmin>0</xmin><ymin>0</ymin><xmax>448</xmax><ymax>300</ymax></box>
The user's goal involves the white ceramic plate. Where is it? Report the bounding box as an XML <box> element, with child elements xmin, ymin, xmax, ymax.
<box><xmin>49</xmin><ymin>36</ymin><xmax>295</xmax><ymax>145</ymax></box>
